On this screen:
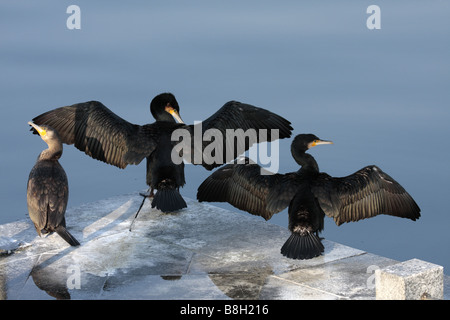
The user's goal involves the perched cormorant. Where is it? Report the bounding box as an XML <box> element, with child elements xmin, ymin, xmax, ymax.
<box><xmin>31</xmin><ymin>93</ymin><xmax>293</xmax><ymax>213</ymax></box>
<box><xmin>197</xmin><ymin>134</ymin><xmax>420</xmax><ymax>260</ymax></box>
<box><xmin>27</xmin><ymin>121</ymin><xmax>80</xmax><ymax>246</ymax></box>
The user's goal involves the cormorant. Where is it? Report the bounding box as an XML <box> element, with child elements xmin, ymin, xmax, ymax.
<box><xmin>197</xmin><ymin>134</ymin><xmax>420</xmax><ymax>260</ymax></box>
<box><xmin>31</xmin><ymin>93</ymin><xmax>293</xmax><ymax>213</ymax></box>
<box><xmin>27</xmin><ymin>121</ymin><xmax>80</xmax><ymax>246</ymax></box>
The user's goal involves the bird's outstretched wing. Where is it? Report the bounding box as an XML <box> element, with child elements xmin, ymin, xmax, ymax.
<box><xmin>180</xmin><ymin>101</ymin><xmax>293</xmax><ymax>170</ymax></box>
<box><xmin>265</xmin><ymin>173</ymin><xmax>305</xmax><ymax>214</ymax></box>
<box><xmin>32</xmin><ymin>101</ymin><xmax>159</xmax><ymax>168</ymax></box>
<box><xmin>197</xmin><ymin>159</ymin><xmax>289</xmax><ymax>220</ymax></box>
<box><xmin>310</xmin><ymin>165</ymin><xmax>421</xmax><ymax>226</ymax></box>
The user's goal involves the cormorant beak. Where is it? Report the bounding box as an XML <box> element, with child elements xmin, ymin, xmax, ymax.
<box><xmin>165</xmin><ymin>104</ymin><xmax>184</xmax><ymax>124</ymax></box>
<box><xmin>309</xmin><ymin>139</ymin><xmax>333</xmax><ymax>148</ymax></box>
<box><xmin>28</xmin><ymin>121</ymin><xmax>47</xmax><ymax>137</ymax></box>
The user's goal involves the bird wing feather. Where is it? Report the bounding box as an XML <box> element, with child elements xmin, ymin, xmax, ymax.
<box><xmin>197</xmin><ymin>161</ymin><xmax>287</xmax><ymax>220</ymax></box>
<box><xmin>310</xmin><ymin>165</ymin><xmax>421</xmax><ymax>225</ymax></box>
<box><xmin>182</xmin><ymin>101</ymin><xmax>292</xmax><ymax>170</ymax></box>
<box><xmin>265</xmin><ymin>173</ymin><xmax>303</xmax><ymax>214</ymax></box>
<box><xmin>32</xmin><ymin>101</ymin><xmax>159</xmax><ymax>168</ymax></box>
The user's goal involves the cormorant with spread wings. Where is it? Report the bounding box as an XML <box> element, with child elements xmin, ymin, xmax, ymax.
<box><xmin>31</xmin><ymin>93</ymin><xmax>293</xmax><ymax>213</ymax></box>
<box><xmin>197</xmin><ymin>134</ymin><xmax>420</xmax><ymax>260</ymax></box>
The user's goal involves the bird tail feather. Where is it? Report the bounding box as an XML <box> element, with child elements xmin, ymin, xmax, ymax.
<box><xmin>55</xmin><ymin>225</ymin><xmax>80</xmax><ymax>246</ymax></box>
<box><xmin>280</xmin><ymin>232</ymin><xmax>324</xmax><ymax>260</ymax></box>
<box><xmin>151</xmin><ymin>188</ymin><xmax>187</xmax><ymax>213</ymax></box>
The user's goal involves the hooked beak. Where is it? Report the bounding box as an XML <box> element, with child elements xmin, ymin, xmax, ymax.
<box><xmin>165</xmin><ymin>104</ymin><xmax>184</xmax><ymax>124</ymax></box>
<box><xmin>28</xmin><ymin>121</ymin><xmax>47</xmax><ymax>137</ymax></box>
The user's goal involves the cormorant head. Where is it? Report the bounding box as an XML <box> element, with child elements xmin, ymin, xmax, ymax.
<box><xmin>290</xmin><ymin>134</ymin><xmax>333</xmax><ymax>170</ymax></box>
<box><xmin>28</xmin><ymin>121</ymin><xmax>62</xmax><ymax>147</ymax></box>
<box><xmin>150</xmin><ymin>92</ymin><xmax>184</xmax><ymax>123</ymax></box>
<box><xmin>292</xmin><ymin>134</ymin><xmax>333</xmax><ymax>153</ymax></box>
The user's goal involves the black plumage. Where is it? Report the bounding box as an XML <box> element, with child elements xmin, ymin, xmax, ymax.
<box><xmin>27</xmin><ymin>122</ymin><xmax>80</xmax><ymax>246</ymax></box>
<box><xmin>31</xmin><ymin>93</ymin><xmax>293</xmax><ymax>213</ymax></box>
<box><xmin>197</xmin><ymin>134</ymin><xmax>420</xmax><ymax>260</ymax></box>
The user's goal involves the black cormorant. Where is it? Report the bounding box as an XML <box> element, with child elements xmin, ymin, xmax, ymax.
<box><xmin>197</xmin><ymin>134</ymin><xmax>420</xmax><ymax>260</ymax></box>
<box><xmin>27</xmin><ymin>121</ymin><xmax>80</xmax><ymax>246</ymax></box>
<box><xmin>31</xmin><ymin>93</ymin><xmax>293</xmax><ymax>213</ymax></box>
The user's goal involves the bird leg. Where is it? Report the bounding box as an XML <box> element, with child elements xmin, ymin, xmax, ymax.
<box><xmin>130</xmin><ymin>188</ymin><xmax>154</xmax><ymax>231</ymax></box>
<box><xmin>315</xmin><ymin>231</ymin><xmax>325</xmax><ymax>241</ymax></box>
<box><xmin>139</xmin><ymin>187</ymin><xmax>154</xmax><ymax>198</ymax></box>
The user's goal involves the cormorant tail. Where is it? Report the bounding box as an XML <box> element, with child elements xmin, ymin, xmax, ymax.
<box><xmin>151</xmin><ymin>188</ymin><xmax>187</xmax><ymax>213</ymax></box>
<box><xmin>55</xmin><ymin>225</ymin><xmax>80</xmax><ymax>246</ymax></box>
<box><xmin>280</xmin><ymin>232</ymin><xmax>324</xmax><ymax>260</ymax></box>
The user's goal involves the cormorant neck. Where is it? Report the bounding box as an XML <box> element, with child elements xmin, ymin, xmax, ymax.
<box><xmin>39</xmin><ymin>144</ymin><xmax>63</xmax><ymax>161</ymax></box>
<box><xmin>154</xmin><ymin>113</ymin><xmax>177</xmax><ymax>123</ymax></box>
<box><xmin>291</xmin><ymin>148</ymin><xmax>319</xmax><ymax>173</ymax></box>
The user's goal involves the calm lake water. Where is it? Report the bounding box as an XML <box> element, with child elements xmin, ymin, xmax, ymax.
<box><xmin>1</xmin><ymin>1</ymin><xmax>449</xmax><ymax>273</ymax></box>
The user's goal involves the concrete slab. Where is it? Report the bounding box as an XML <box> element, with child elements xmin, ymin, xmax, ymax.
<box><xmin>375</xmin><ymin>258</ymin><xmax>444</xmax><ymax>300</ymax></box>
<box><xmin>0</xmin><ymin>192</ymin><xmax>448</xmax><ymax>300</ymax></box>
